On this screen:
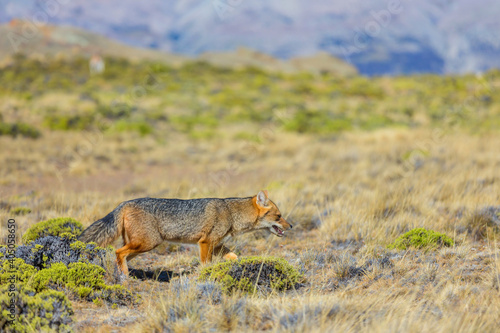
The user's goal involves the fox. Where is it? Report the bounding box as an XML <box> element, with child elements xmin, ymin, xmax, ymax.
<box><xmin>78</xmin><ymin>190</ymin><xmax>292</xmax><ymax>276</ymax></box>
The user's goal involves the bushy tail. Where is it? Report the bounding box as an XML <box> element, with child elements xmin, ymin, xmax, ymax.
<box><xmin>78</xmin><ymin>205</ymin><xmax>124</xmax><ymax>246</ymax></box>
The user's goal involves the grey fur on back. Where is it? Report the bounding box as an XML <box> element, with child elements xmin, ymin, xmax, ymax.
<box><xmin>125</xmin><ymin>197</ymin><xmax>255</xmax><ymax>242</ymax></box>
<box><xmin>78</xmin><ymin>196</ymin><xmax>258</xmax><ymax>246</ymax></box>
<box><xmin>127</xmin><ymin>197</ymin><xmax>251</xmax><ymax>219</ymax></box>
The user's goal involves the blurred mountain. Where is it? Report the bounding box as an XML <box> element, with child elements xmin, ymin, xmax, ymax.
<box><xmin>199</xmin><ymin>48</ymin><xmax>358</xmax><ymax>75</ymax></box>
<box><xmin>2</xmin><ymin>0</ymin><xmax>500</xmax><ymax>75</ymax></box>
<box><xmin>0</xmin><ymin>20</ymin><xmax>186</xmax><ymax>65</ymax></box>
<box><xmin>0</xmin><ymin>22</ymin><xmax>357</xmax><ymax>75</ymax></box>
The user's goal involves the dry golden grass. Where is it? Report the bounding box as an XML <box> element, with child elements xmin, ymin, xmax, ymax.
<box><xmin>1</xmin><ymin>126</ymin><xmax>499</xmax><ymax>332</ymax></box>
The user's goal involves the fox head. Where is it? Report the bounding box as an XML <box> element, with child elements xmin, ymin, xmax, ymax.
<box><xmin>253</xmin><ymin>190</ymin><xmax>293</xmax><ymax>237</ymax></box>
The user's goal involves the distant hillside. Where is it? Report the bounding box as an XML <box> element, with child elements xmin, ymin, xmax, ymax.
<box><xmin>2</xmin><ymin>0</ymin><xmax>500</xmax><ymax>75</ymax></box>
<box><xmin>0</xmin><ymin>21</ymin><xmax>357</xmax><ymax>76</ymax></box>
<box><xmin>0</xmin><ymin>20</ymin><xmax>186</xmax><ymax>65</ymax></box>
<box><xmin>198</xmin><ymin>48</ymin><xmax>357</xmax><ymax>76</ymax></box>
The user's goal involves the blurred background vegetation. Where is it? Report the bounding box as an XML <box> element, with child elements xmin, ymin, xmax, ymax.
<box><xmin>1</xmin><ymin>53</ymin><xmax>499</xmax><ymax>141</ymax></box>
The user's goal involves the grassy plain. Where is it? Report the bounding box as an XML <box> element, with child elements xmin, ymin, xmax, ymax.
<box><xmin>0</xmin><ymin>56</ymin><xmax>499</xmax><ymax>332</ymax></box>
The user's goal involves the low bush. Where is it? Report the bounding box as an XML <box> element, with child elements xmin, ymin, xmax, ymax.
<box><xmin>282</xmin><ymin>109</ymin><xmax>352</xmax><ymax>134</ymax></box>
<box><xmin>388</xmin><ymin>228</ymin><xmax>454</xmax><ymax>250</ymax></box>
<box><xmin>9</xmin><ymin>207</ymin><xmax>31</xmax><ymax>215</ymax></box>
<box><xmin>0</xmin><ymin>121</ymin><xmax>41</xmax><ymax>139</ymax></box>
<box><xmin>7</xmin><ymin>236</ymin><xmax>107</xmax><ymax>270</ymax></box>
<box><xmin>31</xmin><ymin>262</ymin><xmax>107</xmax><ymax>291</ymax></box>
<box><xmin>22</xmin><ymin>217</ymin><xmax>84</xmax><ymax>243</ymax></box>
<box><xmin>43</xmin><ymin>114</ymin><xmax>95</xmax><ymax>131</ymax></box>
<box><xmin>0</xmin><ymin>258</ymin><xmax>37</xmax><ymax>283</ymax></box>
<box><xmin>0</xmin><ymin>258</ymin><xmax>139</xmax><ymax>307</ymax></box>
<box><xmin>199</xmin><ymin>256</ymin><xmax>304</xmax><ymax>294</ymax></box>
<box><xmin>112</xmin><ymin>119</ymin><xmax>153</xmax><ymax>136</ymax></box>
<box><xmin>0</xmin><ymin>285</ymin><xmax>73</xmax><ymax>333</ymax></box>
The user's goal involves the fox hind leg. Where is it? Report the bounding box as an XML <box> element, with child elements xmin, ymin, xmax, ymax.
<box><xmin>116</xmin><ymin>206</ymin><xmax>163</xmax><ymax>276</ymax></box>
<box><xmin>116</xmin><ymin>243</ymin><xmax>138</xmax><ymax>276</ymax></box>
<box><xmin>116</xmin><ymin>239</ymin><xmax>162</xmax><ymax>276</ymax></box>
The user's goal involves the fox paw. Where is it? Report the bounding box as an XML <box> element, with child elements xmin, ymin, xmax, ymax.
<box><xmin>223</xmin><ymin>252</ymin><xmax>238</xmax><ymax>261</ymax></box>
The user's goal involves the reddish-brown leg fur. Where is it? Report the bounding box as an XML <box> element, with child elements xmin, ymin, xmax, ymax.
<box><xmin>115</xmin><ymin>207</ymin><xmax>163</xmax><ymax>276</ymax></box>
<box><xmin>198</xmin><ymin>239</ymin><xmax>214</xmax><ymax>264</ymax></box>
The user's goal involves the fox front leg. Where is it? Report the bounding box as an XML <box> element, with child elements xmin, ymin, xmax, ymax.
<box><xmin>198</xmin><ymin>238</ymin><xmax>214</xmax><ymax>263</ymax></box>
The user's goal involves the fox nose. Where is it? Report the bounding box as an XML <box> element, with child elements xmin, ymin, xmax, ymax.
<box><xmin>289</xmin><ymin>223</ymin><xmax>293</xmax><ymax>229</ymax></box>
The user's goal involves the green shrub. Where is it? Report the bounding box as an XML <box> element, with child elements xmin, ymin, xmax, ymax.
<box><xmin>97</xmin><ymin>102</ymin><xmax>134</xmax><ymax>119</ymax></box>
<box><xmin>10</xmin><ymin>207</ymin><xmax>31</xmax><ymax>216</ymax></box>
<box><xmin>171</xmin><ymin>114</ymin><xmax>219</xmax><ymax>133</ymax></box>
<box><xmin>189</xmin><ymin>129</ymin><xmax>216</xmax><ymax>140</ymax></box>
<box><xmin>0</xmin><ymin>122</ymin><xmax>41</xmax><ymax>139</ymax></box>
<box><xmin>359</xmin><ymin>114</ymin><xmax>398</xmax><ymax>131</ymax></box>
<box><xmin>234</xmin><ymin>131</ymin><xmax>262</xmax><ymax>143</ymax></box>
<box><xmin>31</xmin><ymin>262</ymin><xmax>107</xmax><ymax>292</ymax></box>
<box><xmin>1</xmin><ymin>259</ymin><xmax>139</xmax><ymax>306</ymax></box>
<box><xmin>22</xmin><ymin>217</ymin><xmax>84</xmax><ymax>243</ymax></box>
<box><xmin>0</xmin><ymin>258</ymin><xmax>37</xmax><ymax>283</ymax></box>
<box><xmin>11</xmin><ymin>236</ymin><xmax>108</xmax><ymax>270</ymax></box>
<box><xmin>112</xmin><ymin>119</ymin><xmax>153</xmax><ymax>136</ymax></box>
<box><xmin>199</xmin><ymin>256</ymin><xmax>304</xmax><ymax>294</ymax></box>
<box><xmin>282</xmin><ymin>109</ymin><xmax>352</xmax><ymax>134</ymax></box>
<box><xmin>43</xmin><ymin>114</ymin><xmax>94</xmax><ymax>131</ymax></box>
<box><xmin>388</xmin><ymin>228</ymin><xmax>454</xmax><ymax>250</ymax></box>
<box><xmin>0</xmin><ymin>285</ymin><xmax>73</xmax><ymax>333</ymax></box>
<box><xmin>342</xmin><ymin>77</ymin><xmax>386</xmax><ymax>99</ymax></box>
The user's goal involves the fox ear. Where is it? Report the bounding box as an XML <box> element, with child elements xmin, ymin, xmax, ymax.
<box><xmin>256</xmin><ymin>190</ymin><xmax>269</xmax><ymax>208</ymax></box>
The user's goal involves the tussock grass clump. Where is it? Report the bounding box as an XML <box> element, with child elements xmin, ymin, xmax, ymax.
<box><xmin>464</xmin><ymin>206</ymin><xmax>500</xmax><ymax>240</ymax></box>
<box><xmin>199</xmin><ymin>256</ymin><xmax>304</xmax><ymax>294</ymax></box>
<box><xmin>388</xmin><ymin>228</ymin><xmax>454</xmax><ymax>250</ymax></box>
<box><xmin>22</xmin><ymin>217</ymin><xmax>84</xmax><ymax>243</ymax></box>
<box><xmin>143</xmin><ymin>280</ymin><xmax>341</xmax><ymax>332</ymax></box>
<box><xmin>0</xmin><ymin>285</ymin><xmax>73</xmax><ymax>333</ymax></box>
<box><xmin>332</xmin><ymin>253</ymin><xmax>366</xmax><ymax>280</ymax></box>
<box><xmin>170</xmin><ymin>279</ymin><xmax>223</xmax><ymax>305</ymax></box>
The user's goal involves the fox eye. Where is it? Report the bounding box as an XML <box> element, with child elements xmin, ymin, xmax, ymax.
<box><xmin>276</xmin><ymin>215</ymin><xmax>281</xmax><ymax>220</ymax></box>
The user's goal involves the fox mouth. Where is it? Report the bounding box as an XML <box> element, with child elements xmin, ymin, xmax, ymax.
<box><xmin>270</xmin><ymin>225</ymin><xmax>285</xmax><ymax>237</ymax></box>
